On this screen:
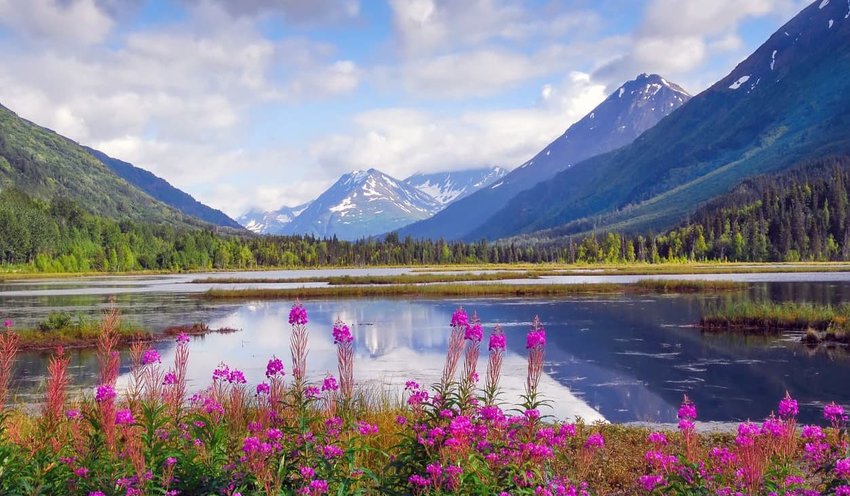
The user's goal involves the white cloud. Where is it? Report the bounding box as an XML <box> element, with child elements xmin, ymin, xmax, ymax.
<box><xmin>593</xmin><ymin>0</ymin><xmax>809</xmax><ymax>89</ymax></box>
<box><xmin>309</xmin><ymin>72</ymin><xmax>607</xmax><ymax>182</ymax></box>
<box><xmin>0</xmin><ymin>0</ymin><xmax>114</xmax><ymax>46</ymax></box>
<box><xmin>183</xmin><ymin>0</ymin><xmax>361</xmax><ymax>24</ymax></box>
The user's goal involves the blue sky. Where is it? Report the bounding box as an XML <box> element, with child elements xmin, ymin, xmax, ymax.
<box><xmin>0</xmin><ymin>0</ymin><xmax>811</xmax><ymax>216</ymax></box>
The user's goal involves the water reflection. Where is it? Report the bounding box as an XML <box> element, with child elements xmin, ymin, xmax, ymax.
<box><xmin>4</xmin><ymin>278</ymin><xmax>850</xmax><ymax>424</ymax></box>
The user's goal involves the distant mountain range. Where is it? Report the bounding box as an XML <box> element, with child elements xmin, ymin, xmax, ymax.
<box><xmin>396</xmin><ymin>73</ymin><xmax>691</xmax><ymax>240</ymax></box>
<box><xmin>469</xmin><ymin>0</ymin><xmax>850</xmax><ymax>241</ymax></box>
<box><xmin>240</xmin><ymin>167</ymin><xmax>506</xmax><ymax>238</ymax></box>
<box><xmin>404</xmin><ymin>167</ymin><xmax>507</xmax><ymax>206</ymax></box>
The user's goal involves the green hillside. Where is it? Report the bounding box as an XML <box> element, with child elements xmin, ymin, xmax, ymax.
<box><xmin>0</xmin><ymin>103</ymin><xmax>203</xmax><ymax>227</ymax></box>
<box><xmin>470</xmin><ymin>0</ymin><xmax>850</xmax><ymax>240</ymax></box>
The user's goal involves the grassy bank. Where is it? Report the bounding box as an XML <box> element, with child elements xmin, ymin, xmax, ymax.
<box><xmin>205</xmin><ymin>279</ymin><xmax>745</xmax><ymax>300</ymax></box>
<box><xmin>191</xmin><ymin>271</ymin><xmax>541</xmax><ymax>285</ymax></box>
<box><xmin>700</xmin><ymin>301</ymin><xmax>850</xmax><ymax>344</ymax></box>
<box><xmin>13</xmin><ymin>319</ymin><xmax>239</xmax><ymax>351</ymax></box>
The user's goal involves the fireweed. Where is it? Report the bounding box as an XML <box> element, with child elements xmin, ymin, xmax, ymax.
<box><xmin>0</xmin><ymin>303</ymin><xmax>847</xmax><ymax>495</ymax></box>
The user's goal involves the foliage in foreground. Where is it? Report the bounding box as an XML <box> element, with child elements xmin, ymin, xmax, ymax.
<box><xmin>0</xmin><ymin>305</ymin><xmax>847</xmax><ymax>495</ymax></box>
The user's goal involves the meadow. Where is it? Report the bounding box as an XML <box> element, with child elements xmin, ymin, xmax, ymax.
<box><xmin>0</xmin><ymin>303</ymin><xmax>847</xmax><ymax>495</ymax></box>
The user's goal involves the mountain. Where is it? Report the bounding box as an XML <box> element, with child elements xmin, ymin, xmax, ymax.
<box><xmin>471</xmin><ymin>0</ymin><xmax>850</xmax><ymax>240</ymax></box>
<box><xmin>237</xmin><ymin>202</ymin><xmax>312</xmax><ymax>235</ymax></box>
<box><xmin>86</xmin><ymin>148</ymin><xmax>242</xmax><ymax>229</ymax></box>
<box><xmin>398</xmin><ymin>73</ymin><xmax>691</xmax><ymax>240</ymax></box>
<box><xmin>403</xmin><ymin>167</ymin><xmax>508</xmax><ymax>206</ymax></box>
<box><xmin>0</xmin><ymin>103</ymin><xmax>209</xmax><ymax>227</ymax></box>
<box><xmin>279</xmin><ymin>169</ymin><xmax>440</xmax><ymax>240</ymax></box>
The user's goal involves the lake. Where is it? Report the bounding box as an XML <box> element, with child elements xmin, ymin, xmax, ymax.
<box><xmin>4</xmin><ymin>269</ymin><xmax>850</xmax><ymax>424</ymax></box>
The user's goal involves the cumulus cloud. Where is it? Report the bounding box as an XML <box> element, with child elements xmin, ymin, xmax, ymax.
<box><xmin>593</xmin><ymin>0</ymin><xmax>810</xmax><ymax>89</ymax></box>
<box><xmin>308</xmin><ymin>72</ymin><xmax>608</xmax><ymax>182</ymax></box>
<box><xmin>0</xmin><ymin>0</ymin><xmax>114</xmax><ymax>46</ymax></box>
<box><xmin>183</xmin><ymin>0</ymin><xmax>360</xmax><ymax>24</ymax></box>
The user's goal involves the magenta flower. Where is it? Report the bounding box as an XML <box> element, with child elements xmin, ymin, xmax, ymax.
<box><xmin>66</xmin><ymin>409</ymin><xmax>81</xmax><ymax>420</ymax></box>
<box><xmin>176</xmin><ymin>332</ymin><xmax>190</xmax><ymax>344</ymax></box>
<box><xmin>305</xmin><ymin>386</ymin><xmax>321</xmax><ymax>399</ymax></box>
<box><xmin>228</xmin><ymin>369</ymin><xmax>247</xmax><ymax>384</ymax></box>
<box><xmin>488</xmin><ymin>329</ymin><xmax>506</xmax><ymax>351</ymax></box>
<box><xmin>162</xmin><ymin>371</ymin><xmax>177</xmax><ymax>385</ymax></box>
<box><xmin>584</xmin><ymin>432</ymin><xmax>604</xmax><ymax>449</ymax></box>
<box><xmin>165</xmin><ymin>457</ymin><xmax>177</xmax><ymax>467</ymax></box>
<box><xmin>321</xmin><ymin>376</ymin><xmax>339</xmax><ymax>392</ymax></box>
<box><xmin>88</xmin><ymin>492</ymin><xmax>106</xmax><ymax>496</ymax></box>
<box><xmin>95</xmin><ymin>384</ymin><xmax>116</xmax><ymax>403</ymax></box>
<box><xmin>141</xmin><ymin>348</ymin><xmax>161</xmax><ymax>366</ymax></box>
<box><xmin>836</xmin><ymin>458</ymin><xmax>850</xmax><ymax>479</ymax></box>
<box><xmin>309</xmin><ymin>480</ymin><xmax>328</xmax><ymax>494</ymax></box>
<box><xmin>332</xmin><ymin>321</ymin><xmax>353</xmax><ymax>344</ymax></box>
<box><xmin>3</xmin><ymin>319</ymin><xmax>11</xmax><ymax>329</ymax></box>
<box><xmin>212</xmin><ymin>363</ymin><xmax>230</xmax><ymax>382</ymax></box>
<box><xmin>451</xmin><ymin>308</ymin><xmax>468</xmax><ymax>328</ymax></box>
<box><xmin>357</xmin><ymin>421</ymin><xmax>378</xmax><ymax>436</ymax></box>
<box><xmin>115</xmin><ymin>409</ymin><xmax>135</xmax><ymax>425</ymax></box>
<box><xmin>323</xmin><ymin>444</ymin><xmax>343</xmax><ymax>458</ymax></box>
<box><xmin>638</xmin><ymin>474</ymin><xmax>664</xmax><ymax>491</ymax></box>
<box><xmin>300</xmin><ymin>466</ymin><xmax>315</xmax><ymax>479</ymax></box>
<box><xmin>464</xmin><ymin>322</ymin><xmax>483</xmax><ymax>342</ymax></box>
<box><xmin>526</xmin><ymin>328</ymin><xmax>546</xmax><ymax>349</ymax></box>
<box><xmin>289</xmin><ymin>301</ymin><xmax>308</xmax><ymax>325</ymax></box>
<box><xmin>73</xmin><ymin>467</ymin><xmax>89</xmax><ymax>478</ymax></box>
<box><xmin>825</xmin><ymin>402</ymin><xmax>847</xmax><ymax>423</ymax></box>
<box><xmin>778</xmin><ymin>392</ymin><xmax>799</xmax><ymax>419</ymax></box>
<box><xmin>256</xmin><ymin>382</ymin><xmax>270</xmax><ymax>395</ymax></box>
<box><xmin>647</xmin><ymin>431</ymin><xmax>668</xmax><ymax>446</ymax></box>
<box><xmin>266</xmin><ymin>356</ymin><xmax>285</xmax><ymax>378</ymax></box>
<box><xmin>735</xmin><ymin>422</ymin><xmax>759</xmax><ymax>447</ymax></box>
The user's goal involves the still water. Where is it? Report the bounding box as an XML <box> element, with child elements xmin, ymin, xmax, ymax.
<box><xmin>3</xmin><ymin>270</ymin><xmax>850</xmax><ymax>424</ymax></box>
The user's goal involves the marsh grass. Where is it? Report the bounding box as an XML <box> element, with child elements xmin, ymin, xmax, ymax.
<box><xmin>205</xmin><ymin>279</ymin><xmax>745</xmax><ymax>300</ymax></box>
<box><xmin>701</xmin><ymin>301</ymin><xmax>850</xmax><ymax>342</ymax></box>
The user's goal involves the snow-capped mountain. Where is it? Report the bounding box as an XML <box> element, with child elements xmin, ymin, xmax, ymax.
<box><xmin>398</xmin><ymin>73</ymin><xmax>692</xmax><ymax>240</ymax></box>
<box><xmin>404</xmin><ymin>167</ymin><xmax>508</xmax><ymax>206</ymax></box>
<box><xmin>237</xmin><ymin>202</ymin><xmax>311</xmax><ymax>235</ymax></box>
<box><xmin>278</xmin><ymin>169</ymin><xmax>440</xmax><ymax>240</ymax></box>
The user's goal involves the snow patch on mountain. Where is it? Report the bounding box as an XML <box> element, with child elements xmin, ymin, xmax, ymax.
<box><xmin>404</xmin><ymin>167</ymin><xmax>507</xmax><ymax>206</ymax></box>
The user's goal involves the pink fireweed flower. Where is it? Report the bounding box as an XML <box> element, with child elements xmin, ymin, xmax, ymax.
<box><xmin>526</xmin><ymin>327</ymin><xmax>546</xmax><ymax>349</ymax></box>
<box><xmin>824</xmin><ymin>402</ymin><xmax>847</xmax><ymax>423</ymax></box>
<box><xmin>165</xmin><ymin>457</ymin><xmax>177</xmax><ymax>467</ymax></box>
<box><xmin>256</xmin><ymin>382</ymin><xmax>270</xmax><ymax>395</ymax></box>
<box><xmin>464</xmin><ymin>322</ymin><xmax>483</xmax><ymax>342</ymax></box>
<box><xmin>736</xmin><ymin>422</ymin><xmax>759</xmax><ymax>447</ymax></box>
<box><xmin>584</xmin><ymin>432</ymin><xmax>604</xmax><ymax>449</ymax></box>
<box><xmin>141</xmin><ymin>348</ymin><xmax>161</xmax><ymax>365</ymax></box>
<box><xmin>3</xmin><ymin>319</ymin><xmax>11</xmax><ymax>329</ymax></box>
<box><xmin>761</xmin><ymin>416</ymin><xmax>783</xmax><ymax>437</ymax></box>
<box><xmin>357</xmin><ymin>421</ymin><xmax>378</xmax><ymax>436</ymax></box>
<box><xmin>647</xmin><ymin>431</ymin><xmax>668</xmax><ymax>446</ymax></box>
<box><xmin>89</xmin><ymin>492</ymin><xmax>106</xmax><ymax>496</ymax></box>
<box><xmin>95</xmin><ymin>384</ymin><xmax>116</xmax><ymax>403</ymax></box>
<box><xmin>176</xmin><ymin>332</ymin><xmax>189</xmax><ymax>344</ymax></box>
<box><xmin>332</xmin><ymin>321</ymin><xmax>353</xmax><ymax>344</ymax></box>
<box><xmin>115</xmin><ymin>408</ymin><xmax>135</xmax><ymax>425</ymax></box>
<box><xmin>323</xmin><ymin>444</ymin><xmax>343</xmax><ymax>458</ymax></box>
<box><xmin>451</xmin><ymin>307</ymin><xmax>468</xmax><ymax>328</ymax></box>
<box><xmin>66</xmin><ymin>409</ymin><xmax>81</xmax><ymax>420</ymax></box>
<box><xmin>305</xmin><ymin>386</ymin><xmax>321</xmax><ymax>399</ymax></box>
<box><xmin>227</xmin><ymin>369</ymin><xmax>247</xmax><ymax>384</ymax></box>
<box><xmin>212</xmin><ymin>363</ymin><xmax>230</xmax><ymax>382</ymax></box>
<box><xmin>162</xmin><ymin>371</ymin><xmax>177</xmax><ymax>385</ymax></box>
<box><xmin>837</xmin><ymin>486</ymin><xmax>850</xmax><ymax>496</ymax></box>
<box><xmin>300</xmin><ymin>466</ymin><xmax>315</xmax><ymax>479</ymax></box>
<box><xmin>321</xmin><ymin>376</ymin><xmax>338</xmax><ymax>392</ymax></box>
<box><xmin>488</xmin><ymin>328</ymin><xmax>506</xmax><ymax>351</ymax></box>
<box><xmin>265</xmin><ymin>356</ymin><xmax>285</xmax><ymax>378</ymax></box>
<box><xmin>638</xmin><ymin>474</ymin><xmax>664</xmax><ymax>491</ymax></box>
<box><xmin>778</xmin><ymin>391</ymin><xmax>799</xmax><ymax>419</ymax></box>
<box><xmin>289</xmin><ymin>301</ymin><xmax>308</xmax><ymax>325</ymax></box>
<box><xmin>836</xmin><ymin>458</ymin><xmax>850</xmax><ymax>479</ymax></box>
<box><xmin>308</xmin><ymin>479</ymin><xmax>328</xmax><ymax>494</ymax></box>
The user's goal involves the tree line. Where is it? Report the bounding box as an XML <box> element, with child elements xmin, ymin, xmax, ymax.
<box><xmin>2</xmin><ymin>155</ymin><xmax>850</xmax><ymax>272</ymax></box>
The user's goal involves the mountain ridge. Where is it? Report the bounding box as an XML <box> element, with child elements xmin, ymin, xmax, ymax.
<box><xmin>470</xmin><ymin>0</ymin><xmax>850</xmax><ymax>240</ymax></box>
<box><xmin>396</xmin><ymin>73</ymin><xmax>691</xmax><ymax>240</ymax></box>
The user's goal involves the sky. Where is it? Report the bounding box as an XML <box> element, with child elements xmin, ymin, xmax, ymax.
<box><xmin>0</xmin><ymin>0</ymin><xmax>812</xmax><ymax>217</ymax></box>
